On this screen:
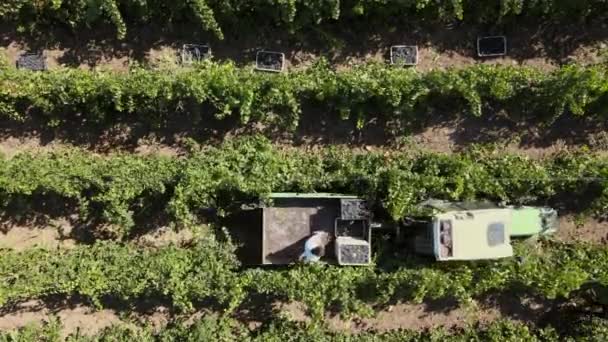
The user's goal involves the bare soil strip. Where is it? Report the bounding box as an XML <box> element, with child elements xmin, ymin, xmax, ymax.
<box><xmin>0</xmin><ymin>296</ymin><xmax>557</xmax><ymax>338</ymax></box>
<box><xmin>2</xmin><ymin>118</ymin><xmax>608</xmax><ymax>158</ymax></box>
<box><xmin>2</xmin><ymin>19</ymin><xmax>607</xmax><ymax>72</ymax></box>
<box><xmin>0</xmin><ymin>223</ymin><xmax>197</xmax><ymax>251</ymax></box>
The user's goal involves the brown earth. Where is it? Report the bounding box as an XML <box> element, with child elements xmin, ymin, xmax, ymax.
<box><xmin>1</xmin><ymin>215</ymin><xmax>605</xmax><ymax>252</ymax></box>
<box><xmin>2</xmin><ymin>19</ymin><xmax>608</xmax><ymax>72</ymax></box>
<box><xmin>0</xmin><ymin>224</ymin><xmax>76</xmax><ymax>251</ymax></box>
<box><xmin>1</xmin><ymin>18</ymin><xmax>608</xmax><ymax>338</ymax></box>
<box><xmin>0</xmin><ymin>221</ymin><xmax>199</xmax><ymax>251</ymax></box>
<box><xmin>2</xmin><ymin>115</ymin><xmax>608</xmax><ymax>157</ymax></box>
<box><xmin>0</xmin><ymin>299</ymin><xmax>176</xmax><ymax>338</ymax></box>
<box><xmin>557</xmin><ymin>215</ymin><xmax>608</xmax><ymax>245</ymax></box>
<box><xmin>0</xmin><ymin>295</ymin><xmax>558</xmax><ymax>338</ymax></box>
<box><xmin>0</xmin><ymin>300</ymin><xmax>124</xmax><ymax>338</ymax></box>
<box><xmin>316</xmin><ymin>294</ymin><xmax>551</xmax><ymax>333</ymax></box>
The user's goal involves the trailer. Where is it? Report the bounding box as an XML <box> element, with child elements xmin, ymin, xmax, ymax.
<box><xmin>225</xmin><ymin>195</ymin><xmax>559</xmax><ymax>265</ymax></box>
<box><xmin>225</xmin><ymin>193</ymin><xmax>373</xmax><ymax>266</ymax></box>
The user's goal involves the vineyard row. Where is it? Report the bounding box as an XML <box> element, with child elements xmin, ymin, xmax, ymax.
<box><xmin>2</xmin><ymin>0</ymin><xmax>607</xmax><ymax>40</ymax></box>
<box><xmin>1</xmin><ymin>60</ymin><xmax>606</xmax><ymax>133</ymax></box>
<box><xmin>2</xmin><ymin>315</ymin><xmax>600</xmax><ymax>342</ymax></box>
<box><xmin>1</xmin><ymin>234</ymin><xmax>607</xmax><ymax>323</ymax></box>
<box><xmin>1</xmin><ymin>136</ymin><xmax>608</xmax><ymax>237</ymax></box>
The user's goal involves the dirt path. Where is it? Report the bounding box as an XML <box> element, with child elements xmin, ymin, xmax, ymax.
<box><xmin>0</xmin><ymin>295</ymin><xmax>555</xmax><ymax>338</ymax></box>
<box><xmin>1</xmin><ymin>214</ymin><xmax>602</xmax><ymax>251</ymax></box>
<box><xmin>2</xmin><ymin>116</ymin><xmax>607</xmax><ymax>158</ymax></box>
<box><xmin>0</xmin><ymin>222</ymin><xmax>198</xmax><ymax>251</ymax></box>
<box><xmin>277</xmin><ymin>301</ymin><xmax>500</xmax><ymax>332</ymax></box>
<box><xmin>2</xmin><ymin>19</ymin><xmax>607</xmax><ymax>72</ymax></box>
<box><xmin>557</xmin><ymin>216</ymin><xmax>608</xmax><ymax>245</ymax></box>
<box><xmin>0</xmin><ymin>225</ymin><xmax>76</xmax><ymax>251</ymax></box>
<box><xmin>0</xmin><ymin>301</ymin><xmax>124</xmax><ymax>337</ymax></box>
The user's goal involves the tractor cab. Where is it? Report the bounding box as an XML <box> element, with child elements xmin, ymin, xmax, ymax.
<box><xmin>406</xmin><ymin>200</ymin><xmax>558</xmax><ymax>261</ymax></box>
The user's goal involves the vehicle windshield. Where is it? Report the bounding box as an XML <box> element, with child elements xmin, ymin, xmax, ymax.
<box><xmin>439</xmin><ymin>220</ymin><xmax>453</xmax><ymax>258</ymax></box>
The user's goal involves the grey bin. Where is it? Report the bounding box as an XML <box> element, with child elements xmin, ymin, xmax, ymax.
<box><xmin>390</xmin><ymin>45</ymin><xmax>418</xmax><ymax>66</ymax></box>
<box><xmin>17</xmin><ymin>52</ymin><xmax>47</xmax><ymax>71</ymax></box>
<box><xmin>335</xmin><ymin>236</ymin><xmax>371</xmax><ymax>265</ymax></box>
<box><xmin>255</xmin><ymin>51</ymin><xmax>285</xmax><ymax>72</ymax></box>
<box><xmin>181</xmin><ymin>44</ymin><xmax>211</xmax><ymax>65</ymax></box>
<box><xmin>477</xmin><ymin>36</ymin><xmax>507</xmax><ymax>57</ymax></box>
<box><xmin>340</xmin><ymin>198</ymin><xmax>370</xmax><ymax>220</ymax></box>
<box><xmin>334</xmin><ymin>218</ymin><xmax>371</xmax><ymax>266</ymax></box>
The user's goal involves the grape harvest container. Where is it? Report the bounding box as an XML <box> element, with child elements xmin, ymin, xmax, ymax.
<box><xmin>16</xmin><ymin>52</ymin><xmax>47</xmax><ymax>71</ymax></box>
<box><xmin>477</xmin><ymin>36</ymin><xmax>507</xmax><ymax>57</ymax></box>
<box><xmin>255</xmin><ymin>51</ymin><xmax>285</xmax><ymax>72</ymax></box>
<box><xmin>390</xmin><ymin>45</ymin><xmax>418</xmax><ymax>66</ymax></box>
<box><xmin>181</xmin><ymin>44</ymin><xmax>211</xmax><ymax>64</ymax></box>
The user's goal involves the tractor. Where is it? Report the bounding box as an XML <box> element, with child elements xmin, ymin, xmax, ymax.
<box><xmin>224</xmin><ymin>194</ymin><xmax>558</xmax><ymax>265</ymax></box>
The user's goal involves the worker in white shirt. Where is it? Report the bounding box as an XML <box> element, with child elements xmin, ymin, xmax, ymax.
<box><xmin>299</xmin><ymin>230</ymin><xmax>330</xmax><ymax>263</ymax></box>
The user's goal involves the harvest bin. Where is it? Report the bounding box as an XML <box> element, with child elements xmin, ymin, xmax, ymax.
<box><xmin>17</xmin><ymin>52</ymin><xmax>47</xmax><ymax>71</ymax></box>
<box><xmin>477</xmin><ymin>36</ymin><xmax>507</xmax><ymax>57</ymax></box>
<box><xmin>334</xmin><ymin>218</ymin><xmax>371</xmax><ymax>265</ymax></box>
<box><xmin>181</xmin><ymin>44</ymin><xmax>211</xmax><ymax>64</ymax></box>
<box><xmin>256</xmin><ymin>51</ymin><xmax>285</xmax><ymax>72</ymax></box>
<box><xmin>390</xmin><ymin>45</ymin><xmax>418</xmax><ymax>66</ymax></box>
<box><xmin>225</xmin><ymin>193</ymin><xmax>372</xmax><ymax>265</ymax></box>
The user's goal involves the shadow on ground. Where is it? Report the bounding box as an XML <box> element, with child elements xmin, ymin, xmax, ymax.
<box><xmin>1</xmin><ymin>16</ymin><xmax>607</xmax><ymax>69</ymax></box>
<box><xmin>1</xmin><ymin>105</ymin><xmax>606</xmax><ymax>155</ymax></box>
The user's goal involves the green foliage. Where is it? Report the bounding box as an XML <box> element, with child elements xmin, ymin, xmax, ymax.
<box><xmin>1</xmin><ymin>62</ymin><xmax>607</xmax><ymax>133</ymax></box>
<box><xmin>3</xmin><ymin>139</ymin><xmax>608</xmax><ymax>324</ymax></box>
<box><xmin>0</xmin><ymin>150</ymin><xmax>180</xmax><ymax>237</ymax></box>
<box><xmin>1</xmin><ymin>236</ymin><xmax>607</xmax><ymax>327</ymax></box>
<box><xmin>246</xmin><ymin>263</ymin><xmax>375</xmax><ymax>322</ymax></box>
<box><xmin>566</xmin><ymin>315</ymin><xmax>608</xmax><ymax>342</ymax></box>
<box><xmin>0</xmin><ymin>50</ymin><xmax>8</xmax><ymax>70</ymax></box>
<box><xmin>1</xmin><ymin>1</ymin><xmax>607</xmax><ymax>40</ymax></box>
<box><xmin>236</xmin><ymin>240</ymin><xmax>608</xmax><ymax>325</ymax></box>
<box><xmin>3</xmin><ymin>137</ymin><xmax>608</xmax><ymax>235</ymax></box>
<box><xmin>0</xmin><ymin>314</ymin><xmax>585</xmax><ymax>341</ymax></box>
<box><xmin>0</xmin><ymin>317</ymin><xmax>62</xmax><ymax>342</ymax></box>
<box><xmin>0</xmin><ymin>236</ymin><xmax>241</xmax><ymax>311</ymax></box>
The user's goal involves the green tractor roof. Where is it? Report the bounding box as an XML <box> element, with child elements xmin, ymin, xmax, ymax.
<box><xmin>417</xmin><ymin>200</ymin><xmax>558</xmax><ymax>237</ymax></box>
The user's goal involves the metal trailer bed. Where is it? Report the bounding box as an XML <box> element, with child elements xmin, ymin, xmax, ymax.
<box><xmin>226</xmin><ymin>193</ymin><xmax>370</xmax><ymax>265</ymax></box>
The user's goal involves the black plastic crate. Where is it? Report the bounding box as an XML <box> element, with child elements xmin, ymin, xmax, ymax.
<box><xmin>337</xmin><ymin>239</ymin><xmax>370</xmax><ymax>265</ymax></box>
<box><xmin>477</xmin><ymin>36</ymin><xmax>507</xmax><ymax>57</ymax></box>
<box><xmin>340</xmin><ymin>199</ymin><xmax>370</xmax><ymax>220</ymax></box>
<box><xmin>181</xmin><ymin>44</ymin><xmax>211</xmax><ymax>64</ymax></box>
<box><xmin>16</xmin><ymin>52</ymin><xmax>47</xmax><ymax>71</ymax></box>
<box><xmin>390</xmin><ymin>45</ymin><xmax>418</xmax><ymax>66</ymax></box>
<box><xmin>255</xmin><ymin>51</ymin><xmax>284</xmax><ymax>72</ymax></box>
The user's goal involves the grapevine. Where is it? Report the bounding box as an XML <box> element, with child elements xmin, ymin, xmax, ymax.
<box><xmin>0</xmin><ymin>61</ymin><xmax>607</xmax><ymax>134</ymax></box>
<box><xmin>0</xmin><ymin>237</ymin><xmax>606</xmax><ymax>325</ymax></box>
<box><xmin>2</xmin><ymin>1</ymin><xmax>607</xmax><ymax>39</ymax></box>
<box><xmin>0</xmin><ymin>316</ymin><xmax>571</xmax><ymax>341</ymax></box>
<box><xmin>2</xmin><ymin>137</ymin><xmax>608</xmax><ymax>236</ymax></box>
